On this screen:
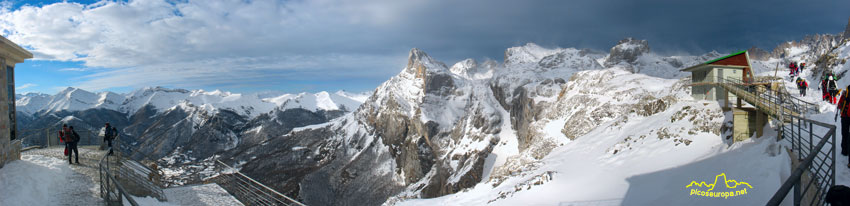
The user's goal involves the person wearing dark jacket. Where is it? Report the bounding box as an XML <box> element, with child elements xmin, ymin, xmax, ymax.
<box><xmin>837</xmin><ymin>86</ymin><xmax>850</xmax><ymax>169</ymax></box>
<box><xmin>67</xmin><ymin>126</ymin><xmax>80</xmax><ymax>164</ymax></box>
<box><xmin>826</xmin><ymin>185</ymin><xmax>850</xmax><ymax>206</ymax></box>
<box><xmin>104</xmin><ymin>123</ymin><xmax>115</xmax><ymax>155</ymax></box>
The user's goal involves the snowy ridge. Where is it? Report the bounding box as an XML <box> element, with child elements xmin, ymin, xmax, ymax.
<box><xmin>388</xmin><ymin>44</ymin><xmax>790</xmax><ymax>205</ymax></box>
<box><xmin>16</xmin><ymin>86</ymin><xmax>368</xmax><ymax>117</ymax></box>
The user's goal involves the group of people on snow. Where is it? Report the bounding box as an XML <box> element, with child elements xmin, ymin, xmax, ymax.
<box><xmin>789</xmin><ymin>61</ymin><xmax>805</xmax><ymax>76</ymax></box>
<box><xmin>58</xmin><ymin>123</ymin><xmax>119</xmax><ymax>164</ymax></box>
<box><xmin>786</xmin><ymin>60</ymin><xmax>847</xmax><ymax>169</ymax></box>
<box><xmin>58</xmin><ymin>124</ymin><xmax>80</xmax><ymax>164</ymax></box>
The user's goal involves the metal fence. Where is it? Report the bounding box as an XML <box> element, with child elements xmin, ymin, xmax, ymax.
<box><xmin>767</xmin><ymin>115</ymin><xmax>836</xmax><ymax>206</ymax></box>
<box><xmin>210</xmin><ymin>160</ymin><xmax>306</xmax><ymax>206</ymax></box>
<box><xmin>99</xmin><ymin>151</ymin><xmax>140</xmax><ymax>206</ymax></box>
<box><xmin>716</xmin><ymin>78</ymin><xmax>838</xmax><ymax>206</ymax></box>
<box><xmin>18</xmin><ymin>128</ymin><xmax>104</xmax><ymax>148</ymax></box>
<box><xmin>720</xmin><ymin>78</ymin><xmax>818</xmax><ymax>117</ymax></box>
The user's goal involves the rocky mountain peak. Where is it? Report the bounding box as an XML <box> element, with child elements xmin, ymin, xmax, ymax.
<box><xmin>504</xmin><ymin>43</ymin><xmax>558</xmax><ymax>65</ymax></box>
<box><xmin>449</xmin><ymin>58</ymin><xmax>478</xmax><ymax>77</ymax></box>
<box><xmin>405</xmin><ymin>48</ymin><xmax>448</xmax><ymax>79</ymax></box>
<box><xmin>843</xmin><ymin>16</ymin><xmax>850</xmax><ymax>41</ymax></box>
<box><xmin>604</xmin><ymin>38</ymin><xmax>650</xmax><ymax>67</ymax></box>
<box><xmin>747</xmin><ymin>46</ymin><xmax>770</xmax><ymax>61</ymax></box>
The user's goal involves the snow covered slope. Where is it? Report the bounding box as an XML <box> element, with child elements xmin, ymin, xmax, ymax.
<box><xmin>393</xmin><ymin>68</ymin><xmax>790</xmax><ymax>205</ymax></box>
<box><xmin>389</xmin><ymin>37</ymin><xmax>850</xmax><ymax>206</ymax></box>
<box><xmin>220</xmin><ymin>39</ymin><xmax>801</xmax><ymax>206</ymax></box>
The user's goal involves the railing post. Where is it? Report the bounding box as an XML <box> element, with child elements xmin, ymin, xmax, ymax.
<box><xmin>832</xmin><ymin>129</ymin><xmax>837</xmax><ymax>187</ymax></box>
<box><xmin>809</xmin><ymin>126</ymin><xmax>814</xmax><ymax>159</ymax></box>
<box><xmin>794</xmin><ymin>181</ymin><xmax>801</xmax><ymax>206</ymax></box>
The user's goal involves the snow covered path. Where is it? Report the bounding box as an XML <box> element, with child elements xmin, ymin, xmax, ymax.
<box><xmin>0</xmin><ymin>154</ymin><xmax>102</xmax><ymax>206</ymax></box>
<box><xmin>1</xmin><ymin>147</ymin><xmax>244</xmax><ymax>206</ymax></box>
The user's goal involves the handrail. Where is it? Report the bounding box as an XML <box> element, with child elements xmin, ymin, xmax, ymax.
<box><xmin>714</xmin><ymin>77</ymin><xmax>837</xmax><ymax>206</ymax></box>
<box><xmin>766</xmin><ymin>126</ymin><xmax>835</xmax><ymax>205</ymax></box>
<box><xmin>99</xmin><ymin>151</ymin><xmax>140</xmax><ymax>206</ymax></box>
<box><xmin>214</xmin><ymin>160</ymin><xmax>307</xmax><ymax>206</ymax></box>
<box><xmin>18</xmin><ymin>127</ymin><xmax>106</xmax><ymax>148</ymax></box>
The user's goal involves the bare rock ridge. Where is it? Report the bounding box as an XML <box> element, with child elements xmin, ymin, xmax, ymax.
<box><xmin>604</xmin><ymin>37</ymin><xmax>651</xmax><ymax>67</ymax></box>
<box><xmin>747</xmin><ymin>46</ymin><xmax>771</xmax><ymax>61</ymax></box>
<box><xmin>844</xmin><ymin>16</ymin><xmax>850</xmax><ymax>41</ymax></box>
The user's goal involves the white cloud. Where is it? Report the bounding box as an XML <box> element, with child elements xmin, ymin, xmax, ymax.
<box><xmin>0</xmin><ymin>0</ymin><xmax>422</xmax><ymax>91</ymax></box>
<box><xmin>15</xmin><ymin>83</ymin><xmax>36</xmax><ymax>90</ymax></box>
<box><xmin>59</xmin><ymin>68</ymin><xmax>88</xmax><ymax>72</ymax></box>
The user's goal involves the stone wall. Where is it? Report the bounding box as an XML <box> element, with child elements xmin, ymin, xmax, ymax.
<box><xmin>0</xmin><ymin>57</ymin><xmax>19</xmax><ymax>169</ymax></box>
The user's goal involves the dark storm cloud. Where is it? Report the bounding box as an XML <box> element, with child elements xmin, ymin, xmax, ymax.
<box><xmin>384</xmin><ymin>0</ymin><xmax>849</xmax><ymax>63</ymax></box>
<box><xmin>2</xmin><ymin>0</ymin><xmax>848</xmax><ymax>93</ymax></box>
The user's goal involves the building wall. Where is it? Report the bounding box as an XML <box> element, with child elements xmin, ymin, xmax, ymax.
<box><xmin>0</xmin><ymin>57</ymin><xmax>10</xmax><ymax>168</ymax></box>
<box><xmin>0</xmin><ymin>36</ymin><xmax>29</xmax><ymax>169</ymax></box>
<box><xmin>717</xmin><ymin>67</ymin><xmax>740</xmax><ymax>103</ymax></box>
<box><xmin>689</xmin><ymin>67</ymin><xmax>744</xmax><ymax>102</ymax></box>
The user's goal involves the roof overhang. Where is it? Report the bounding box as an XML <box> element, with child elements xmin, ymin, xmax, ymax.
<box><xmin>681</xmin><ymin>50</ymin><xmax>750</xmax><ymax>72</ymax></box>
<box><xmin>680</xmin><ymin>63</ymin><xmax>707</xmax><ymax>72</ymax></box>
<box><xmin>680</xmin><ymin>64</ymin><xmax>748</xmax><ymax>72</ymax></box>
<box><xmin>0</xmin><ymin>35</ymin><xmax>33</xmax><ymax>64</ymax></box>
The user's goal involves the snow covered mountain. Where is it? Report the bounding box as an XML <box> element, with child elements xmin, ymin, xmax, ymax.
<box><xmin>203</xmin><ymin>37</ymin><xmax>772</xmax><ymax>206</ymax></box>
<box><xmin>16</xmin><ymin>31</ymin><xmax>850</xmax><ymax>205</ymax></box>
<box><xmin>16</xmin><ymin>87</ymin><xmax>368</xmax><ymax>117</ymax></box>
<box><xmin>200</xmin><ymin>31</ymin><xmax>850</xmax><ymax>206</ymax></box>
<box><xmin>14</xmin><ymin>87</ymin><xmax>368</xmax><ymax>164</ymax></box>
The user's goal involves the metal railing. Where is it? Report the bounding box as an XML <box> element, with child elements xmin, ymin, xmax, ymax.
<box><xmin>99</xmin><ymin>151</ymin><xmax>140</xmax><ymax>206</ymax></box>
<box><xmin>718</xmin><ymin>78</ymin><xmax>818</xmax><ymax>118</ymax></box>
<box><xmin>18</xmin><ymin>128</ymin><xmax>104</xmax><ymax>148</ymax></box>
<box><xmin>767</xmin><ymin>115</ymin><xmax>836</xmax><ymax>206</ymax></box>
<box><xmin>118</xmin><ymin>158</ymin><xmax>168</xmax><ymax>201</ymax></box>
<box><xmin>210</xmin><ymin>160</ymin><xmax>306</xmax><ymax>206</ymax></box>
<box><xmin>716</xmin><ymin>78</ymin><xmax>836</xmax><ymax>206</ymax></box>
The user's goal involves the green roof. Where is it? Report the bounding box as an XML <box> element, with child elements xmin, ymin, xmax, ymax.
<box><xmin>704</xmin><ymin>50</ymin><xmax>747</xmax><ymax>64</ymax></box>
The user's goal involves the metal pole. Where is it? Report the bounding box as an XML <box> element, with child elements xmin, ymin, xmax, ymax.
<box><xmin>832</xmin><ymin>129</ymin><xmax>836</xmax><ymax>188</ymax></box>
<box><xmin>794</xmin><ymin>181</ymin><xmax>801</xmax><ymax>206</ymax></box>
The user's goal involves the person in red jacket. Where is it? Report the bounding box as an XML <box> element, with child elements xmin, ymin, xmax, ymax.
<box><xmin>836</xmin><ymin>85</ymin><xmax>850</xmax><ymax>168</ymax></box>
<box><xmin>789</xmin><ymin>62</ymin><xmax>796</xmax><ymax>76</ymax></box>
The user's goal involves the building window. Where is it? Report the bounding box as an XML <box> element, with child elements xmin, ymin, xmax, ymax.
<box><xmin>7</xmin><ymin>65</ymin><xmax>14</xmax><ymax>141</ymax></box>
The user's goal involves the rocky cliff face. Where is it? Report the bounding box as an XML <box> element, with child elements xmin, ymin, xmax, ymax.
<box><xmin>218</xmin><ymin>39</ymin><xmax>730</xmax><ymax>205</ymax></box>
<box><xmin>16</xmin><ymin>37</ymin><xmax>770</xmax><ymax>205</ymax></box>
<box><xmin>604</xmin><ymin>38</ymin><xmax>651</xmax><ymax>68</ymax></box>
<box><xmin>771</xmin><ymin>34</ymin><xmax>842</xmax><ymax>59</ymax></box>
<box><xmin>843</xmin><ymin>16</ymin><xmax>850</xmax><ymax>41</ymax></box>
<box><xmin>748</xmin><ymin>46</ymin><xmax>771</xmax><ymax>61</ymax></box>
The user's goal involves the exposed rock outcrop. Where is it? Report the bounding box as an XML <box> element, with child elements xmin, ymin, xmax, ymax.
<box><xmin>604</xmin><ymin>38</ymin><xmax>651</xmax><ymax>68</ymax></box>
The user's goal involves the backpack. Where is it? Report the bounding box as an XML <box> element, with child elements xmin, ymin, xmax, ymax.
<box><xmin>71</xmin><ymin>131</ymin><xmax>81</xmax><ymax>143</ymax></box>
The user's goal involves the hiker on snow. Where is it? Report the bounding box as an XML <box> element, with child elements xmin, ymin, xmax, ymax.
<box><xmin>797</xmin><ymin>77</ymin><xmax>808</xmax><ymax>96</ymax></box>
<box><xmin>822</xmin><ymin>73</ymin><xmax>838</xmax><ymax>103</ymax></box>
<box><xmin>104</xmin><ymin>123</ymin><xmax>116</xmax><ymax>155</ymax></box>
<box><xmin>829</xmin><ymin>76</ymin><xmax>839</xmax><ymax>104</ymax></box>
<box><xmin>789</xmin><ymin>62</ymin><xmax>797</xmax><ymax>76</ymax></box>
<box><xmin>835</xmin><ymin>86</ymin><xmax>850</xmax><ymax>169</ymax></box>
<box><xmin>67</xmin><ymin>126</ymin><xmax>80</xmax><ymax>164</ymax></box>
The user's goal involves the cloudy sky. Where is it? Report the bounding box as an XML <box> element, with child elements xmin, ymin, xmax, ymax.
<box><xmin>1</xmin><ymin>0</ymin><xmax>848</xmax><ymax>94</ymax></box>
